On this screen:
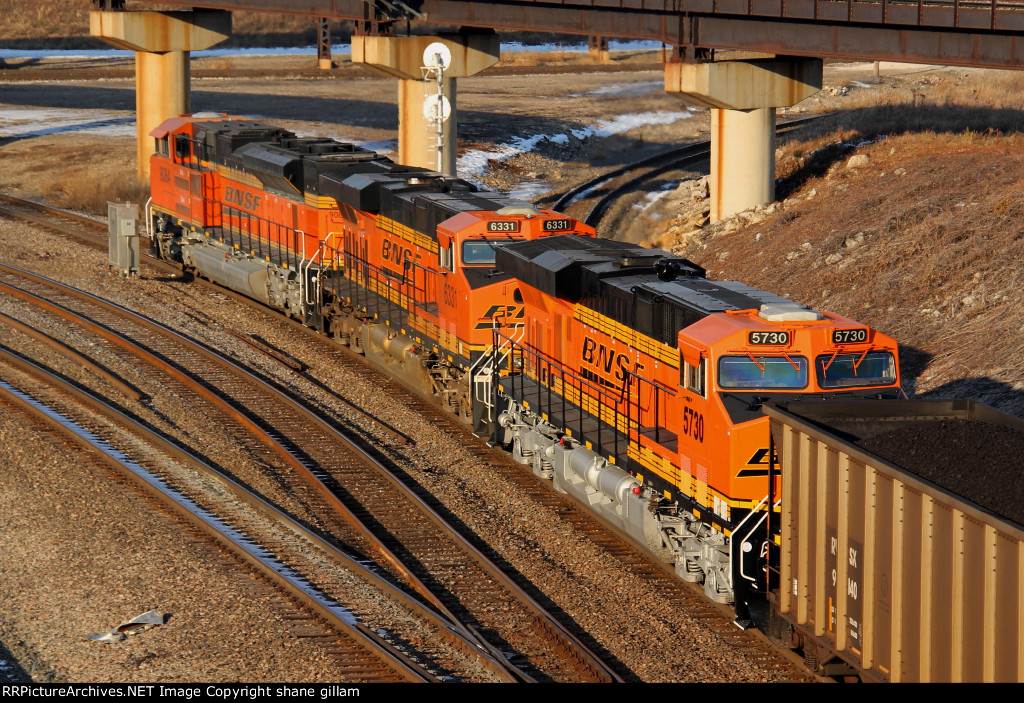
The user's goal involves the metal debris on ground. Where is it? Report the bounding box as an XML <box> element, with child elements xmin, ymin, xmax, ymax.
<box><xmin>85</xmin><ymin>610</ymin><xmax>164</xmax><ymax>643</ymax></box>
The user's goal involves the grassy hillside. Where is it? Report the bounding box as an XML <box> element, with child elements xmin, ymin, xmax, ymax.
<box><xmin>0</xmin><ymin>1</ymin><xmax>347</xmax><ymax>48</ymax></box>
<box><xmin>0</xmin><ymin>1</ymin><xmax>566</xmax><ymax>49</ymax></box>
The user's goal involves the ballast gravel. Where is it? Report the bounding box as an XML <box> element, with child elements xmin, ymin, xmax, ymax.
<box><xmin>0</xmin><ymin>216</ymin><xmax>809</xmax><ymax>683</ymax></box>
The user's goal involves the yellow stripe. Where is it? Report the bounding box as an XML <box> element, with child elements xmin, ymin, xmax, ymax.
<box><xmin>407</xmin><ymin>313</ymin><xmax>440</xmax><ymax>340</ymax></box>
<box><xmin>377</xmin><ymin>215</ymin><xmax>439</xmax><ymax>254</ymax></box>
<box><xmin>217</xmin><ymin>165</ymin><xmax>264</xmax><ymax>189</ymax></box>
<box><xmin>553</xmin><ymin>376</ymin><xmax>633</xmax><ymax>434</ymax></box>
<box><xmin>344</xmin><ymin>273</ymin><xmax>490</xmax><ymax>359</ymax></box>
<box><xmin>574</xmin><ymin>305</ymin><xmax>678</xmax><ymax>368</ymax></box>
<box><xmin>304</xmin><ymin>192</ymin><xmax>339</xmax><ymax>209</ymax></box>
<box><xmin>539</xmin><ymin>370</ymin><xmax>756</xmax><ymax>518</ymax></box>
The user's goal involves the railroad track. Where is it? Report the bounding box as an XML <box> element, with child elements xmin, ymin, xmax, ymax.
<box><xmin>0</xmin><ymin>263</ymin><xmax>619</xmax><ymax>683</ymax></box>
<box><xmin>0</xmin><ymin>192</ymin><xmax>106</xmax><ymax>240</ymax></box>
<box><xmin>0</xmin><ymin>352</ymin><xmax>478</xmax><ymax>682</ymax></box>
<box><xmin>0</xmin><ymin>191</ymin><xmax>814</xmax><ymax>681</ymax></box>
<box><xmin>545</xmin><ymin>115</ymin><xmax>825</xmax><ymax>233</ymax></box>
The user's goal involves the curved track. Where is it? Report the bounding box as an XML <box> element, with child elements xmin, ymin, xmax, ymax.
<box><xmin>0</xmin><ymin>262</ymin><xmax>619</xmax><ymax>683</ymax></box>
<box><xmin>0</xmin><ymin>191</ymin><xmax>816</xmax><ymax>682</ymax></box>
<box><xmin>548</xmin><ymin>115</ymin><xmax>825</xmax><ymax>232</ymax></box>
<box><xmin>0</xmin><ymin>361</ymin><xmax>438</xmax><ymax>682</ymax></box>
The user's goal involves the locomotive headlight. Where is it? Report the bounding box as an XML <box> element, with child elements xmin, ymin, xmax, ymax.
<box><xmin>508</xmin><ymin>350</ymin><xmax>525</xmax><ymax>372</ymax></box>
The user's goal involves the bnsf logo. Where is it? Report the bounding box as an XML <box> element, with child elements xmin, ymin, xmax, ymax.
<box><xmin>224</xmin><ymin>185</ymin><xmax>261</xmax><ymax>211</ymax></box>
<box><xmin>381</xmin><ymin>238</ymin><xmax>413</xmax><ymax>268</ymax></box>
<box><xmin>581</xmin><ymin>336</ymin><xmax>643</xmax><ymax>385</ymax></box>
<box><xmin>474</xmin><ymin>304</ymin><xmax>524</xmax><ymax>329</ymax></box>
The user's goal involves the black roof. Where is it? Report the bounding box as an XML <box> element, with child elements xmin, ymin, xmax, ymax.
<box><xmin>192</xmin><ymin>119</ymin><xmax>535</xmax><ymax>241</ymax></box>
<box><xmin>496</xmin><ymin>235</ymin><xmax>801</xmax><ymax>346</ymax></box>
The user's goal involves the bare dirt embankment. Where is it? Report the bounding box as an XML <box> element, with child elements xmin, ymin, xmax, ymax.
<box><xmin>644</xmin><ymin>66</ymin><xmax>1024</xmax><ymax>416</ymax></box>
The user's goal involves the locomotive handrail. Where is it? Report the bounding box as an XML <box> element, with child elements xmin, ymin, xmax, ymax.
<box><xmin>144</xmin><ymin>197</ymin><xmax>154</xmax><ymax>241</ymax></box>
<box><xmin>494</xmin><ymin>328</ymin><xmax>649</xmax><ymax>460</ymax></box>
<box><xmin>495</xmin><ymin>329</ymin><xmax>632</xmax><ymax>410</ymax></box>
<box><xmin>400</xmin><ymin>254</ymin><xmax>439</xmax><ymax>310</ymax></box>
<box><xmin>472</xmin><ymin>321</ymin><xmax>524</xmax><ymax>421</ymax></box>
<box><xmin>619</xmin><ymin>367</ymin><xmax>678</xmax><ymax>399</ymax></box>
<box><xmin>618</xmin><ymin>367</ymin><xmax>677</xmax><ymax>448</ymax></box>
<box><xmin>300</xmin><ymin>230</ymin><xmax>338</xmax><ymax>307</ymax></box>
<box><xmin>730</xmin><ymin>495</ymin><xmax>780</xmax><ymax>588</ymax></box>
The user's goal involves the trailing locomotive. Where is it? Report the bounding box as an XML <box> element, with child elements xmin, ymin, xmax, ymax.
<box><xmin>147</xmin><ymin>113</ymin><xmax>594</xmax><ymax>422</ymax></box>
<box><xmin>146</xmin><ymin>114</ymin><xmax>902</xmax><ymax>627</ymax></box>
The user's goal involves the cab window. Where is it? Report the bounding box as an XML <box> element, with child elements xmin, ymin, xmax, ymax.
<box><xmin>462</xmin><ymin>240</ymin><xmax>497</xmax><ymax>266</ymax></box>
<box><xmin>816</xmin><ymin>351</ymin><xmax>896</xmax><ymax>389</ymax></box>
<box><xmin>681</xmin><ymin>357</ymin><xmax>706</xmax><ymax>398</ymax></box>
<box><xmin>174</xmin><ymin>134</ymin><xmax>191</xmax><ymax>162</ymax></box>
<box><xmin>718</xmin><ymin>355</ymin><xmax>808</xmax><ymax>389</ymax></box>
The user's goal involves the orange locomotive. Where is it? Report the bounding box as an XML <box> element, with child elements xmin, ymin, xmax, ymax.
<box><xmin>491</xmin><ymin>236</ymin><xmax>902</xmax><ymax>623</ymax></box>
<box><xmin>146</xmin><ymin>114</ymin><xmax>593</xmax><ymax>419</ymax></box>
<box><xmin>146</xmin><ymin>114</ymin><xmax>903</xmax><ymax>627</ymax></box>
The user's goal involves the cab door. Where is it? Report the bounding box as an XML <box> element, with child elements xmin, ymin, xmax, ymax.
<box><xmin>435</xmin><ymin>231</ymin><xmax>461</xmax><ymax>356</ymax></box>
<box><xmin>677</xmin><ymin>341</ymin><xmax>714</xmax><ymax>507</ymax></box>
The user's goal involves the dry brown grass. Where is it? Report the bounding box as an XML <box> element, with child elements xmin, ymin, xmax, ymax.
<box><xmin>776</xmin><ymin>75</ymin><xmax>1024</xmax><ymax>198</ymax></box>
<box><xmin>41</xmin><ymin>171</ymin><xmax>149</xmax><ymax>213</ymax></box>
<box><xmin>0</xmin><ymin>1</ymin><xmax>335</xmax><ymax>46</ymax></box>
<box><xmin>0</xmin><ymin>137</ymin><xmax>144</xmax><ymax>214</ymax></box>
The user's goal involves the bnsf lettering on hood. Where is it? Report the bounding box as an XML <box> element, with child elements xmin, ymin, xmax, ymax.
<box><xmin>225</xmin><ymin>185</ymin><xmax>261</xmax><ymax>211</ymax></box>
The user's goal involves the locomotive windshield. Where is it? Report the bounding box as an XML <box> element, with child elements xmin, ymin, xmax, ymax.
<box><xmin>816</xmin><ymin>351</ymin><xmax>897</xmax><ymax>388</ymax></box>
<box><xmin>462</xmin><ymin>240</ymin><xmax>498</xmax><ymax>266</ymax></box>
<box><xmin>718</xmin><ymin>355</ymin><xmax>808</xmax><ymax>389</ymax></box>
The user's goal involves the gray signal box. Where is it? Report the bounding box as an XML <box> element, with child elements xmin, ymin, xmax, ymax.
<box><xmin>108</xmin><ymin>202</ymin><xmax>139</xmax><ymax>276</ymax></box>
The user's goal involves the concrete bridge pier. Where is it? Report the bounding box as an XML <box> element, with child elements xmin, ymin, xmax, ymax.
<box><xmin>90</xmin><ymin>10</ymin><xmax>231</xmax><ymax>183</ymax></box>
<box><xmin>665</xmin><ymin>57</ymin><xmax>822</xmax><ymax>222</ymax></box>
<box><xmin>352</xmin><ymin>33</ymin><xmax>499</xmax><ymax>176</ymax></box>
<box><xmin>589</xmin><ymin>36</ymin><xmax>610</xmax><ymax>64</ymax></box>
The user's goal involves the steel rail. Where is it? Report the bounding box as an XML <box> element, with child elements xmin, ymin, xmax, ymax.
<box><xmin>0</xmin><ymin>308</ymin><xmax>143</xmax><ymax>400</ymax></box>
<box><xmin>552</xmin><ymin>115</ymin><xmax>823</xmax><ymax>231</ymax></box>
<box><xmin>553</xmin><ymin>115</ymin><xmax>826</xmax><ymax>230</ymax></box>
<box><xmin>0</xmin><ymin>264</ymin><xmax>458</xmax><ymax>624</ymax></box>
<box><xmin>0</xmin><ymin>264</ymin><xmax>619</xmax><ymax>682</ymax></box>
<box><xmin>0</xmin><ymin>370</ymin><xmax>435</xmax><ymax>683</ymax></box>
<box><xmin>0</xmin><ymin>345</ymin><xmax>516</xmax><ymax>681</ymax></box>
<box><xmin>0</xmin><ymin>193</ymin><xmax>106</xmax><ymax>233</ymax></box>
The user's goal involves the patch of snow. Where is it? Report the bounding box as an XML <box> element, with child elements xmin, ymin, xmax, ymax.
<box><xmin>631</xmin><ymin>182</ymin><xmax>678</xmax><ymax>211</ymax></box>
<box><xmin>0</xmin><ymin>108</ymin><xmax>135</xmax><ymax>139</ymax></box>
<box><xmin>457</xmin><ymin>110</ymin><xmax>695</xmax><ymax>181</ymax></box>
<box><xmin>355</xmin><ymin>139</ymin><xmax>396</xmax><ymax>154</ymax></box>
<box><xmin>850</xmin><ymin>80</ymin><xmax>873</xmax><ymax>88</ymax></box>
<box><xmin>509</xmin><ymin>179</ymin><xmax>551</xmax><ymax>202</ymax></box>
<box><xmin>574</xmin><ymin>80</ymin><xmax>664</xmax><ymax>98</ymax></box>
<box><xmin>594</xmin><ymin>110</ymin><xmax>694</xmax><ymax>136</ymax></box>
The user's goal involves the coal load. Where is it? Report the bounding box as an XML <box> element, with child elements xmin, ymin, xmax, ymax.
<box><xmin>849</xmin><ymin>419</ymin><xmax>1024</xmax><ymax>525</ymax></box>
<box><xmin>777</xmin><ymin>399</ymin><xmax>1024</xmax><ymax>527</ymax></box>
